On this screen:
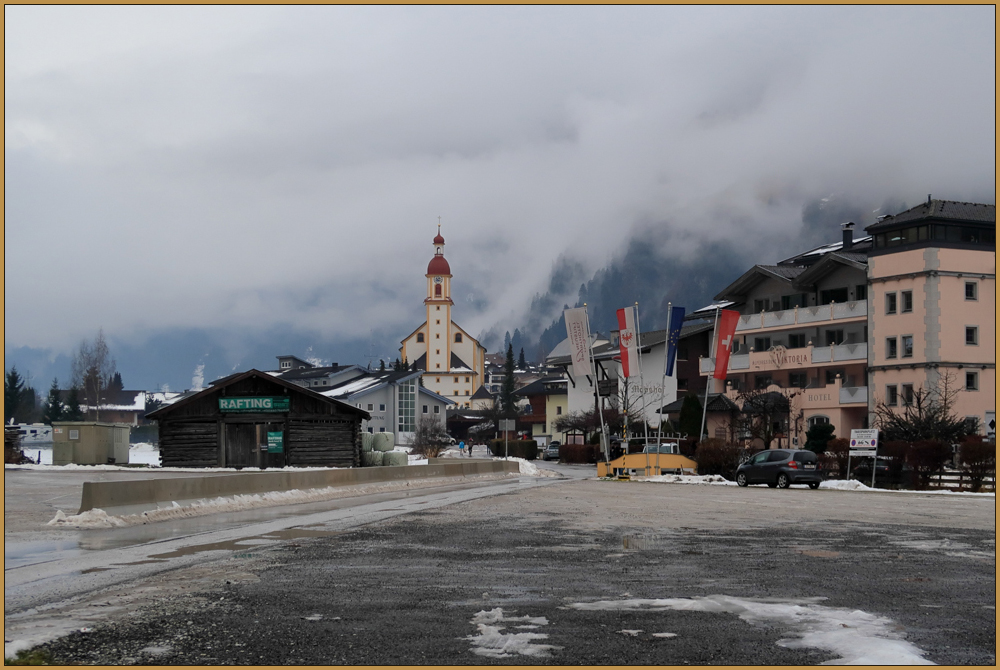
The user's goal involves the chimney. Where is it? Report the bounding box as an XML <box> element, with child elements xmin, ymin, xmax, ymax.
<box><xmin>927</xmin><ymin>194</ymin><xmax>932</xmax><ymax>205</ymax></box>
<box><xmin>841</xmin><ymin>221</ymin><xmax>855</xmax><ymax>250</ymax></box>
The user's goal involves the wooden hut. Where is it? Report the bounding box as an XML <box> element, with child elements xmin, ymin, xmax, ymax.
<box><xmin>146</xmin><ymin>369</ymin><xmax>370</xmax><ymax>469</ymax></box>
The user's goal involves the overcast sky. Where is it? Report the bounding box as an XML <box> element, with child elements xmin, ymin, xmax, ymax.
<box><xmin>5</xmin><ymin>5</ymin><xmax>995</xmax><ymax>389</ymax></box>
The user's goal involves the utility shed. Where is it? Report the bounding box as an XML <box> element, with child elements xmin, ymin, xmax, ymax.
<box><xmin>51</xmin><ymin>422</ymin><xmax>131</xmax><ymax>465</ymax></box>
<box><xmin>146</xmin><ymin>369</ymin><xmax>370</xmax><ymax>469</ymax></box>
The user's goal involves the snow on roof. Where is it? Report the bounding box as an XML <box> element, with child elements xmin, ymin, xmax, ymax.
<box><xmin>322</xmin><ymin>376</ymin><xmax>385</xmax><ymax>398</ymax></box>
<box><xmin>689</xmin><ymin>300</ymin><xmax>735</xmax><ymax>316</ymax></box>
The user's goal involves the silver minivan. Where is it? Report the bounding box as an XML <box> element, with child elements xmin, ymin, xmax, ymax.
<box><xmin>736</xmin><ymin>449</ymin><xmax>823</xmax><ymax>489</ymax></box>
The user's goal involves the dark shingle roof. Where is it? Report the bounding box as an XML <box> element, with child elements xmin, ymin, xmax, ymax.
<box><xmin>866</xmin><ymin>200</ymin><xmax>996</xmax><ymax>233</ymax></box>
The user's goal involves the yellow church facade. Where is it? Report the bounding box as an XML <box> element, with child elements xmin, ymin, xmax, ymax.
<box><xmin>400</xmin><ymin>229</ymin><xmax>486</xmax><ymax>408</ymax></box>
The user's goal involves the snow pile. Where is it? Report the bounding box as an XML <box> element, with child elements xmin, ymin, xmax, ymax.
<box><xmin>129</xmin><ymin>442</ymin><xmax>161</xmax><ymax>466</ymax></box>
<box><xmin>464</xmin><ymin>608</ymin><xmax>562</xmax><ymax>658</ymax></box>
<box><xmin>821</xmin><ymin>479</ymin><xmax>871</xmax><ymax>491</ymax></box>
<box><xmin>567</xmin><ymin>595</ymin><xmax>932</xmax><ymax>665</ymax></box>
<box><xmin>493</xmin><ymin>457</ymin><xmax>560</xmax><ymax>477</ymax></box>
<box><xmin>635</xmin><ymin>474</ymin><xmax>736</xmax><ymax>486</ymax></box>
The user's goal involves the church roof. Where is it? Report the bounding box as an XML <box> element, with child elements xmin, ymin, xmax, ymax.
<box><xmin>427</xmin><ymin>255</ymin><xmax>451</xmax><ymax>275</ymax></box>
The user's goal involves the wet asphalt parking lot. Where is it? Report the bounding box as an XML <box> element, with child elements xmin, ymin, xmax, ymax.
<box><xmin>25</xmin><ymin>474</ymin><xmax>995</xmax><ymax>666</ymax></box>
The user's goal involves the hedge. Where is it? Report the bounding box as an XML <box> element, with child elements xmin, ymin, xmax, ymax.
<box><xmin>561</xmin><ymin>443</ymin><xmax>602</xmax><ymax>464</ymax></box>
<box><xmin>488</xmin><ymin>439</ymin><xmax>537</xmax><ymax>460</ymax></box>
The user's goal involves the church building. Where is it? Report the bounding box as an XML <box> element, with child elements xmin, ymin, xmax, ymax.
<box><xmin>400</xmin><ymin>228</ymin><xmax>487</xmax><ymax>408</ymax></box>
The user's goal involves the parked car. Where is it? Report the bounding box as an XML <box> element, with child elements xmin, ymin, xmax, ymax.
<box><xmin>642</xmin><ymin>442</ymin><xmax>680</xmax><ymax>454</ymax></box>
<box><xmin>736</xmin><ymin>449</ymin><xmax>823</xmax><ymax>489</ymax></box>
<box><xmin>542</xmin><ymin>441</ymin><xmax>561</xmax><ymax>461</ymax></box>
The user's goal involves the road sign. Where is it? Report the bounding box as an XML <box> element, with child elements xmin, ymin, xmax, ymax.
<box><xmin>851</xmin><ymin>449</ymin><xmax>876</xmax><ymax>457</ymax></box>
<box><xmin>598</xmin><ymin>379</ymin><xmax>618</xmax><ymax>397</ymax></box>
<box><xmin>499</xmin><ymin>419</ymin><xmax>516</xmax><ymax>432</ymax></box>
<box><xmin>850</xmin><ymin>428</ymin><xmax>879</xmax><ymax>450</ymax></box>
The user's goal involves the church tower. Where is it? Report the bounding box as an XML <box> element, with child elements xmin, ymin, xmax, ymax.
<box><xmin>425</xmin><ymin>226</ymin><xmax>453</xmax><ymax>376</ymax></box>
<box><xmin>399</xmin><ymin>225</ymin><xmax>487</xmax><ymax>407</ymax></box>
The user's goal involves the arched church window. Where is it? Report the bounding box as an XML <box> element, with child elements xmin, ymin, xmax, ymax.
<box><xmin>435</xmin><ymin>284</ymin><xmax>442</xmax><ymax>297</ymax></box>
<box><xmin>455</xmin><ymin>333</ymin><xmax>463</xmax><ymax>343</ymax></box>
<box><xmin>417</xmin><ymin>333</ymin><xmax>424</xmax><ymax>343</ymax></box>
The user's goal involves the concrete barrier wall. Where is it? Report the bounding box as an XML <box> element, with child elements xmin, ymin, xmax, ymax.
<box><xmin>79</xmin><ymin>459</ymin><xmax>518</xmax><ymax>514</ymax></box>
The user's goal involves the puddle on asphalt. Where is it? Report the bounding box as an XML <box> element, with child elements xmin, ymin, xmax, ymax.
<box><xmin>146</xmin><ymin>526</ymin><xmax>342</xmax><ymax>559</ymax></box>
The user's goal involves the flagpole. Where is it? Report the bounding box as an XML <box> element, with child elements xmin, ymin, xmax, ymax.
<box><xmin>699</xmin><ymin>305</ymin><xmax>721</xmax><ymax>442</ymax></box>
<box><xmin>584</xmin><ymin>304</ymin><xmax>610</xmax><ymax>464</ymax></box>
<box><xmin>634</xmin><ymin>302</ymin><xmax>651</xmax><ymax>475</ymax></box>
<box><xmin>656</xmin><ymin>302</ymin><xmax>673</xmax><ymax>473</ymax></box>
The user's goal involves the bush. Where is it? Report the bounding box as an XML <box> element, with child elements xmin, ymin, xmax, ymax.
<box><xmin>678</xmin><ymin>438</ymin><xmax>697</xmax><ymax>459</ymax></box>
<box><xmin>694</xmin><ymin>438</ymin><xmax>743</xmax><ymax>480</ymax></box>
<box><xmin>561</xmin><ymin>443</ymin><xmax>601</xmax><ymax>464</ymax></box>
<box><xmin>488</xmin><ymin>439</ymin><xmax>538</xmax><ymax>460</ymax></box>
<box><xmin>959</xmin><ymin>435</ymin><xmax>996</xmax><ymax>492</ymax></box>
<box><xmin>907</xmin><ymin>439</ymin><xmax>952</xmax><ymax>490</ymax></box>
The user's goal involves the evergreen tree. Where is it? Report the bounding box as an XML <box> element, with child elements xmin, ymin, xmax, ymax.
<box><xmin>64</xmin><ymin>387</ymin><xmax>83</xmax><ymax>421</ymax></box>
<box><xmin>500</xmin><ymin>344</ymin><xmax>517</xmax><ymax>416</ymax></box>
<box><xmin>517</xmin><ymin>348</ymin><xmax>527</xmax><ymax>370</ymax></box>
<box><xmin>107</xmin><ymin>371</ymin><xmax>124</xmax><ymax>393</ymax></box>
<box><xmin>42</xmin><ymin>378</ymin><xmax>64</xmax><ymax>424</ymax></box>
<box><xmin>379</xmin><ymin>359</ymin><xmax>386</xmax><ymax>371</ymax></box>
<box><xmin>803</xmin><ymin>422</ymin><xmax>836</xmax><ymax>454</ymax></box>
<box><xmin>5</xmin><ymin>367</ymin><xmax>25</xmax><ymax>423</ymax></box>
<box><xmin>678</xmin><ymin>392</ymin><xmax>703</xmax><ymax>439</ymax></box>
<box><xmin>503</xmin><ymin>331</ymin><xmax>512</xmax><ymax>355</ymax></box>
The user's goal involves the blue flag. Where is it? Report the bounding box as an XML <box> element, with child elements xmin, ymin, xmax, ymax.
<box><xmin>664</xmin><ymin>305</ymin><xmax>686</xmax><ymax>377</ymax></box>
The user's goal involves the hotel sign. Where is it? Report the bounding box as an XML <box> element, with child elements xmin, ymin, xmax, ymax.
<box><xmin>218</xmin><ymin>397</ymin><xmax>290</xmax><ymax>413</ymax></box>
<box><xmin>751</xmin><ymin>345</ymin><xmax>811</xmax><ymax>371</ymax></box>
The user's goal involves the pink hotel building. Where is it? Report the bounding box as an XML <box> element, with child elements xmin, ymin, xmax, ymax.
<box><xmin>699</xmin><ymin>199</ymin><xmax>995</xmax><ymax>446</ymax></box>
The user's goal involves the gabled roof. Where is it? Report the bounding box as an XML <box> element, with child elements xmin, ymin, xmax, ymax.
<box><xmin>792</xmin><ymin>251</ymin><xmax>868</xmax><ymax>288</ymax></box>
<box><xmin>777</xmin><ymin>236</ymin><xmax>872</xmax><ymax>266</ymax></box>
<box><xmin>471</xmin><ymin>385</ymin><xmax>495</xmax><ymax>400</ymax></box>
<box><xmin>322</xmin><ymin>369</ymin><xmax>455</xmax><ymax>405</ymax></box>
<box><xmin>513</xmin><ymin>376</ymin><xmax>566</xmax><ymax>397</ymax></box>
<box><xmin>657</xmin><ymin>393</ymin><xmax>739</xmax><ymax>414</ymax></box>
<box><xmin>866</xmin><ymin>199</ymin><xmax>996</xmax><ymax>232</ymax></box>
<box><xmin>275</xmin><ymin>364</ymin><xmax>365</xmax><ymax>381</ymax></box>
<box><xmin>713</xmin><ymin>265</ymin><xmax>805</xmax><ymax>302</ymax></box>
<box><xmin>146</xmin><ymin>369</ymin><xmax>370</xmax><ymax>420</ymax></box>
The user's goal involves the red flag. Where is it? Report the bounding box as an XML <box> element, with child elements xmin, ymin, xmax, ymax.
<box><xmin>713</xmin><ymin>309</ymin><xmax>740</xmax><ymax>380</ymax></box>
<box><xmin>616</xmin><ymin>307</ymin><xmax>639</xmax><ymax>377</ymax></box>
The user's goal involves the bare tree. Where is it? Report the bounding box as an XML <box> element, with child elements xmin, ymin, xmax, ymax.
<box><xmin>409</xmin><ymin>415</ymin><xmax>451</xmax><ymax>458</ymax></box>
<box><xmin>873</xmin><ymin>371</ymin><xmax>968</xmax><ymax>444</ymax></box>
<box><xmin>733</xmin><ymin>388</ymin><xmax>795</xmax><ymax>449</ymax></box>
<box><xmin>70</xmin><ymin>329</ymin><xmax>117</xmax><ymax>421</ymax></box>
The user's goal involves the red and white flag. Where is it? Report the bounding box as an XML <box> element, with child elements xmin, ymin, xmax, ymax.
<box><xmin>713</xmin><ymin>309</ymin><xmax>741</xmax><ymax>380</ymax></box>
<box><xmin>563</xmin><ymin>307</ymin><xmax>594</xmax><ymax>379</ymax></box>
<box><xmin>616</xmin><ymin>306</ymin><xmax>640</xmax><ymax>377</ymax></box>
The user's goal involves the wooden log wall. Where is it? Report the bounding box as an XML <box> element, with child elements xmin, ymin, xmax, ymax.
<box><xmin>159</xmin><ymin>420</ymin><xmax>218</xmax><ymax>467</ymax></box>
<box><xmin>286</xmin><ymin>418</ymin><xmax>359</xmax><ymax>468</ymax></box>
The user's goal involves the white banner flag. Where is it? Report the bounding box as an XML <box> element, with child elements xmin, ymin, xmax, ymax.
<box><xmin>564</xmin><ymin>307</ymin><xmax>594</xmax><ymax>379</ymax></box>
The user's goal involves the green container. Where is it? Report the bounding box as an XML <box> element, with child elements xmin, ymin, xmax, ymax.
<box><xmin>382</xmin><ymin>451</ymin><xmax>407</xmax><ymax>466</ymax></box>
<box><xmin>373</xmin><ymin>433</ymin><xmax>395</xmax><ymax>452</ymax></box>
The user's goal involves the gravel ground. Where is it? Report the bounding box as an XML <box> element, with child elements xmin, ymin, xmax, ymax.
<box><xmin>32</xmin><ymin>480</ymin><xmax>995</xmax><ymax>665</ymax></box>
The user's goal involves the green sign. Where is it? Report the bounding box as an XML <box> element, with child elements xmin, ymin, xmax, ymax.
<box><xmin>267</xmin><ymin>431</ymin><xmax>284</xmax><ymax>453</ymax></box>
<box><xmin>218</xmin><ymin>396</ymin><xmax>290</xmax><ymax>413</ymax></box>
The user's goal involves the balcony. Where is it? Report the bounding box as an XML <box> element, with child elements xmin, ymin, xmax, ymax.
<box><xmin>700</xmin><ymin>342</ymin><xmax>867</xmax><ymax>375</ymax></box>
<box><xmin>736</xmin><ymin>301</ymin><xmax>867</xmax><ymax>332</ymax></box>
<box><xmin>839</xmin><ymin>386</ymin><xmax>868</xmax><ymax>405</ymax></box>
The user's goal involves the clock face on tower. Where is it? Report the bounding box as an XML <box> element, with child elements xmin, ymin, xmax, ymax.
<box><xmin>433</xmin><ymin>276</ymin><xmax>443</xmax><ymax>284</ymax></box>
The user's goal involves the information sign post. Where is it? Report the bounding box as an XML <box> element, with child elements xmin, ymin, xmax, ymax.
<box><xmin>849</xmin><ymin>429</ymin><xmax>879</xmax><ymax>488</ymax></box>
<box><xmin>499</xmin><ymin>419</ymin><xmax>516</xmax><ymax>459</ymax></box>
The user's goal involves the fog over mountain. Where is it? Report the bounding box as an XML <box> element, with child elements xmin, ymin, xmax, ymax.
<box><xmin>4</xmin><ymin>6</ymin><xmax>994</xmax><ymax>391</ymax></box>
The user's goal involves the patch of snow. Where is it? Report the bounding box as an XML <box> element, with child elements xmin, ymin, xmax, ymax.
<box><xmin>44</xmin><ymin>476</ymin><xmax>483</xmax><ymax>528</ymax></box>
<box><xmin>619</xmin><ymin>629</ymin><xmax>642</xmax><ymax>636</ymax></box>
<box><xmin>892</xmin><ymin>538</ymin><xmax>995</xmax><ymax>560</ymax></box>
<box><xmin>634</xmin><ymin>474</ymin><xmax>736</xmax><ymax>486</ymax></box>
<box><xmin>567</xmin><ymin>595</ymin><xmax>931</xmax><ymax>665</ymax></box>
<box><xmin>493</xmin><ymin>457</ymin><xmax>560</xmax><ymax>477</ymax></box>
<box><xmin>464</xmin><ymin>608</ymin><xmax>561</xmax><ymax>658</ymax></box>
<box><xmin>652</xmin><ymin>632</ymin><xmax>678</xmax><ymax>638</ymax></box>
